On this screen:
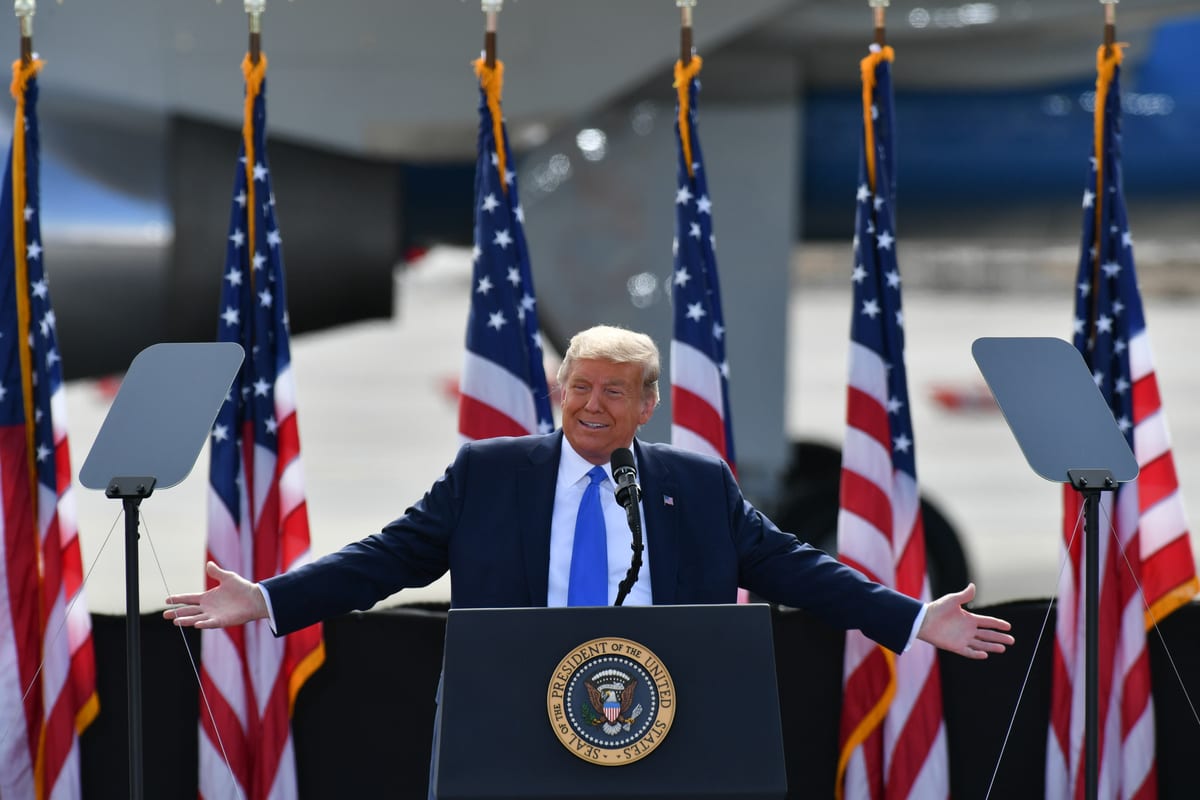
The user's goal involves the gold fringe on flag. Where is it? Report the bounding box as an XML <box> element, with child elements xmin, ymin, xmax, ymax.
<box><xmin>473</xmin><ymin>58</ymin><xmax>509</xmax><ymax>194</ymax></box>
<box><xmin>835</xmin><ymin>650</ymin><xmax>897</xmax><ymax>800</ymax></box>
<box><xmin>9</xmin><ymin>57</ymin><xmax>43</xmax><ymax>506</ymax></box>
<box><xmin>241</xmin><ymin>53</ymin><xmax>268</xmax><ymax>292</ymax></box>
<box><xmin>859</xmin><ymin>46</ymin><xmax>894</xmax><ymax>193</ymax></box>
<box><xmin>673</xmin><ymin>55</ymin><xmax>703</xmax><ymax>178</ymax></box>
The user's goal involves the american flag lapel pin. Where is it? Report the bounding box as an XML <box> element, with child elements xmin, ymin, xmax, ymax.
<box><xmin>663</xmin><ymin>495</ymin><xmax>674</xmax><ymax>507</ymax></box>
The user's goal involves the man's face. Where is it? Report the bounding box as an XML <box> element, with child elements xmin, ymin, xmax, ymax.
<box><xmin>559</xmin><ymin>358</ymin><xmax>655</xmax><ymax>465</ymax></box>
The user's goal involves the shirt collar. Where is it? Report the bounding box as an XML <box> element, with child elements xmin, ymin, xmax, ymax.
<box><xmin>558</xmin><ymin>437</ymin><xmax>627</xmax><ymax>488</ymax></box>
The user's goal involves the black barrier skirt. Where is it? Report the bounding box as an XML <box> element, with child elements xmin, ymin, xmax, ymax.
<box><xmin>80</xmin><ymin>601</ymin><xmax>1200</xmax><ymax>798</ymax></box>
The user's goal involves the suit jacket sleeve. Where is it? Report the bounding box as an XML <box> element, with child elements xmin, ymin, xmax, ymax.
<box><xmin>731</xmin><ymin>472</ymin><xmax>921</xmax><ymax>653</ymax></box>
<box><xmin>656</xmin><ymin>446</ymin><xmax>921</xmax><ymax>654</ymax></box>
<box><xmin>261</xmin><ymin>442</ymin><xmax>467</xmax><ymax>636</ymax></box>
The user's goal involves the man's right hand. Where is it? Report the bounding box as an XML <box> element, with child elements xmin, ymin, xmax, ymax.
<box><xmin>164</xmin><ymin>560</ymin><xmax>269</xmax><ymax>629</ymax></box>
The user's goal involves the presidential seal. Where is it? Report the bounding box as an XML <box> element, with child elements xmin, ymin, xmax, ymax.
<box><xmin>546</xmin><ymin>637</ymin><xmax>676</xmax><ymax>766</ymax></box>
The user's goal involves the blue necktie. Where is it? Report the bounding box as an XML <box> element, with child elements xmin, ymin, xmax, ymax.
<box><xmin>567</xmin><ymin>466</ymin><xmax>608</xmax><ymax>606</ymax></box>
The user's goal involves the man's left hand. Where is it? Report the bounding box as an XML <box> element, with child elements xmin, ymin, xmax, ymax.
<box><xmin>917</xmin><ymin>583</ymin><xmax>1014</xmax><ymax>659</ymax></box>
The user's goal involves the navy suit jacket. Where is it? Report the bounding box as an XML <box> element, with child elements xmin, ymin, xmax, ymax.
<box><xmin>264</xmin><ymin>432</ymin><xmax>922</xmax><ymax>653</ymax></box>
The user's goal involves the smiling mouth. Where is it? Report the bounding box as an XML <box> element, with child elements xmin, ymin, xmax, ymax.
<box><xmin>579</xmin><ymin>420</ymin><xmax>607</xmax><ymax>430</ymax></box>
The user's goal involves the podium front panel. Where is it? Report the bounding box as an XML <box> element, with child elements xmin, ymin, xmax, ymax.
<box><xmin>434</xmin><ymin>604</ymin><xmax>786</xmax><ymax>800</ymax></box>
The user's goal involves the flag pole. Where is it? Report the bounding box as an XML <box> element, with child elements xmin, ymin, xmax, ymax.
<box><xmin>14</xmin><ymin>0</ymin><xmax>33</xmax><ymax>64</ymax></box>
<box><xmin>246</xmin><ymin>0</ymin><xmax>264</xmax><ymax>65</ymax></box>
<box><xmin>1089</xmin><ymin>0</ymin><xmax>1117</xmax><ymax>348</ymax></box>
<box><xmin>482</xmin><ymin>0</ymin><xmax>501</xmax><ymax>69</ymax></box>
<box><xmin>870</xmin><ymin>0</ymin><xmax>888</xmax><ymax>47</ymax></box>
<box><xmin>1085</xmin><ymin>10</ymin><xmax>1118</xmax><ymax>800</ymax></box>
<box><xmin>677</xmin><ymin>0</ymin><xmax>695</xmax><ymax>66</ymax></box>
<box><xmin>1102</xmin><ymin>0</ymin><xmax>1116</xmax><ymax>55</ymax></box>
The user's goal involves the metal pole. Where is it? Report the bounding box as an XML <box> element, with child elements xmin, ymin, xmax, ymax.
<box><xmin>14</xmin><ymin>0</ymin><xmax>34</xmax><ymax>64</ymax></box>
<box><xmin>1101</xmin><ymin>0</ymin><xmax>1117</xmax><ymax>54</ymax></box>
<box><xmin>677</xmin><ymin>0</ymin><xmax>695</xmax><ymax>64</ymax></box>
<box><xmin>482</xmin><ymin>0</ymin><xmax>501</xmax><ymax>68</ymax></box>
<box><xmin>246</xmin><ymin>0</ymin><xmax>265</xmax><ymax>63</ymax></box>
<box><xmin>869</xmin><ymin>0</ymin><xmax>889</xmax><ymax>47</ymax></box>
<box><xmin>1084</xmin><ymin>488</ymin><xmax>1099</xmax><ymax>800</ymax></box>
<box><xmin>123</xmin><ymin>495</ymin><xmax>144</xmax><ymax>800</ymax></box>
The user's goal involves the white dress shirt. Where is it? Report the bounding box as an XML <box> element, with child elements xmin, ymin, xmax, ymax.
<box><xmin>546</xmin><ymin>439</ymin><xmax>653</xmax><ymax>607</ymax></box>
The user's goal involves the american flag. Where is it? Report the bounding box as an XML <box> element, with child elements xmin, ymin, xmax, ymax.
<box><xmin>0</xmin><ymin>59</ymin><xmax>98</xmax><ymax>800</ymax></box>
<box><xmin>200</xmin><ymin>55</ymin><xmax>324</xmax><ymax>800</ymax></box>
<box><xmin>669</xmin><ymin>56</ymin><xmax>736</xmax><ymax>473</ymax></box>
<box><xmin>835</xmin><ymin>45</ymin><xmax>947</xmax><ymax>800</ymax></box>
<box><xmin>1046</xmin><ymin>44</ymin><xmax>1198</xmax><ymax>799</ymax></box>
<box><xmin>458</xmin><ymin>58</ymin><xmax>553</xmax><ymax>441</ymax></box>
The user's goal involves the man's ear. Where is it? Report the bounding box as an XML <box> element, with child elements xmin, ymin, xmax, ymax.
<box><xmin>638</xmin><ymin>397</ymin><xmax>655</xmax><ymax>426</ymax></box>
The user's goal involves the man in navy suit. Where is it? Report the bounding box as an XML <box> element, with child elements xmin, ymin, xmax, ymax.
<box><xmin>167</xmin><ymin>325</ymin><xmax>1012</xmax><ymax>660</ymax></box>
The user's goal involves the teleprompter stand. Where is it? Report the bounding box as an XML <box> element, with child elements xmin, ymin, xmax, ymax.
<box><xmin>79</xmin><ymin>342</ymin><xmax>243</xmax><ymax>800</ymax></box>
<box><xmin>973</xmin><ymin>337</ymin><xmax>1138</xmax><ymax>800</ymax></box>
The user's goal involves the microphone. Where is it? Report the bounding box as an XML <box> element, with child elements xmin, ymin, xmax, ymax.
<box><xmin>610</xmin><ymin>447</ymin><xmax>643</xmax><ymax>606</ymax></box>
<box><xmin>611</xmin><ymin>447</ymin><xmax>641</xmax><ymax>509</ymax></box>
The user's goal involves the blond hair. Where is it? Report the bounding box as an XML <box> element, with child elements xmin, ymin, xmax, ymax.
<box><xmin>557</xmin><ymin>325</ymin><xmax>661</xmax><ymax>406</ymax></box>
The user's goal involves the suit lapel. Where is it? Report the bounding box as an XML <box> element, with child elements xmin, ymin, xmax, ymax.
<box><xmin>636</xmin><ymin>440</ymin><xmax>679</xmax><ymax>605</ymax></box>
<box><xmin>519</xmin><ymin>432</ymin><xmax>562</xmax><ymax>606</ymax></box>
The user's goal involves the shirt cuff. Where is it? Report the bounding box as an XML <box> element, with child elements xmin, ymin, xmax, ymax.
<box><xmin>903</xmin><ymin>603</ymin><xmax>929</xmax><ymax>653</ymax></box>
<box><xmin>257</xmin><ymin>583</ymin><xmax>280</xmax><ymax>635</ymax></box>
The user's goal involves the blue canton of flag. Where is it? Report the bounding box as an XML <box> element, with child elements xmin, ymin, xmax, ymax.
<box><xmin>1071</xmin><ymin>67</ymin><xmax>1139</xmax><ymax>428</ymax></box>
<box><xmin>848</xmin><ymin>57</ymin><xmax>913</xmax><ymax>481</ymax></box>
<box><xmin>210</xmin><ymin>92</ymin><xmax>292</xmax><ymax>529</ymax></box>
<box><xmin>12</xmin><ymin>80</ymin><xmax>63</xmax><ymax>502</ymax></box>
<box><xmin>669</xmin><ymin>56</ymin><xmax>736</xmax><ymax>470</ymax></box>
<box><xmin>458</xmin><ymin>59</ymin><xmax>553</xmax><ymax>441</ymax></box>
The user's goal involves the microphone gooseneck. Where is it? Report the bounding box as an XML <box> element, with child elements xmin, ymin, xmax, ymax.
<box><xmin>611</xmin><ymin>447</ymin><xmax>644</xmax><ymax>606</ymax></box>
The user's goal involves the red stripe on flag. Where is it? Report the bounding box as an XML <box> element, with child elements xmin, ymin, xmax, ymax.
<box><xmin>1119</xmin><ymin>651</ymin><xmax>1152</xmax><ymax>738</ymax></box>
<box><xmin>252</xmin><ymin>670</ymin><xmax>293</xmax><ymax>798</ymax></box>
<box><xmin>458</xmin><ymin>393</ymin><xmax>531</xmax><ymax>440</ymax></box>
<box><xmin>254</xmin><ymin>481</ymin><xmax>281</xmax><ymax>581</ymax></box>
<box><xmin>53</xmin><ymin>439</ymin><xmax>71</xmax><ymax>503</ymax></box>
<box><xmin>845</xmin><ymin>386</ymin><xmax>890</xmax><ymax>451</ymax></box>
<box><xmin>839</xmin><ymin>468</ymin><xmax>892</xmax><ymax>543</ymax></box>
<box><xmin>280</xmin><ymin>501</ymin><xmax>311</xmax><ymax>571</ymax></box>
<box><xmin>1139</xmin><ymin>535</ymin><xmax>1195</xmax><ymax>609</ymax></box>
<box><xmin>671</xmin><ymin>385</ymin><xmax>728</xmax><ymax>459</ymax></box>
<box><xmin>199</xmin><ymin>666</ymin><xmax>251</xmax><ymax>789</ymax></box>
<box><xmin>1136</xmin><ymin>452</ymin><xmax>1178</xmax><ymax>513</ymax></box>
<box><xmin>1131</xmin><ymin>372</ymin><xmax>1160</xmax><ymax>426</ymax></box>
<box><xmin>838</xmin><ymin>553</ymin><xmax>885</xmax><ymax>586</ymax></box>
<box><xmin>1</xmin><ymin>425</ymin><xmax>42</xmax><ymax>759</ymax></box>
<box><xmin>886</xmin><ymin>666</ymin><xmax>944</xmax><ymax>797</ymax></box>
<box><xmin>276</xmin><ymin>412</ymin><xmax>301</xmax><ymax>469</ymax></box>
<box><xmin>1130</xmin><ymin>774</ymin><xmax>1157</xmax><ymax>800</ymax></box>
<box><xmin>42</xmin><ymin>687</ymin><xmax>78</xmax><ymax>794</ymax></box>
<box><xmin>894</xmin><ymin>517</ymin><xmax>928</xmax><ymax>597</ymax></box>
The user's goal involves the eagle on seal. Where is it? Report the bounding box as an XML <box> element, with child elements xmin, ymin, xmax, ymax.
<box><xmin>586</xmin><ymin>677</ymin><xmax>638</xmax><ymax>735</ymax></box>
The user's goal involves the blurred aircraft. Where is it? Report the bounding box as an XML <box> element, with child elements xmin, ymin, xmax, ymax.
<box><xmin>0</xmin><ymin>0</ymin><xmax>1197</xmax><ymax>380</ymax></box>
